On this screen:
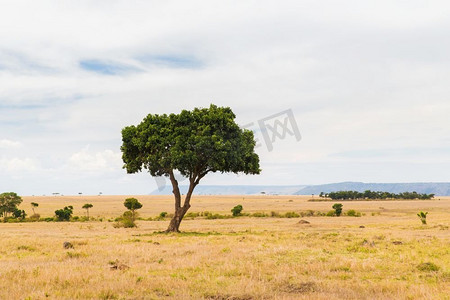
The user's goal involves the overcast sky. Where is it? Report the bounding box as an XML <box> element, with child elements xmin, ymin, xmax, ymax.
<box><xmin>1</xmin><ymin>1</ymin><xmax>450</xmax><ymax>195</ymax></box>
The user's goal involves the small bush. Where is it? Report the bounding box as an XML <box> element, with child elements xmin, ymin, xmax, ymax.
<box><xmin>114</xmin><ymin>211</ymin><xmax>137</xmax><ymax>228</ymax></box>
<box><xmin>270</xmin><ymin>211</ymin><xmax>280</xmax><ymax>217</ymax></box>
<box><xmin>159</xmin><ymin>212</ymin><xmax>168</xmax><ymax>218</ymax></box>
<box><xmin>206</xmin><ymin>213</ymin><xmax>227</xmax><ymax>220</ymax></box>
<box><xmin>185</xmin><ymin>212</ymin><xmax>199</xmax><ymax>218</ymax></box>
<box><xmin>346</xmin><ymin>209</ymin><xmax>361</xmax><ymax>217</ymax></box>
<box><xmin>417</xmin><ymin>262</ymin><xmax>440</xmax><ymax>272</ymax></box>
<box><xmin>326</xmin><ymin>210</ymin><xmax>336</xmax><ymax>217</ymax></box>
<box><xmin>17</xmin><ymin>245</ymin><xmax>36</xmax><ymax>251</ymax></box>
<box><xmin>231</xmin><ymin>205</ymin><xmax>243</xmax><ymax>216</ymax></box>
<box><xmin>283</xmin><ymin>211</ymin><xmax>300</xmax><ymax>218</ymax></box>
<box><xmin>417</xmin><ymin>211</ymin><xmax>428</xmax><ymax>225</ymax></box>
<box><xmin>252</xmin><ymin>212</ymin><xmax>269</xmax><ymax>218</ymax></box>
<box><xmin>29</xmin><ymin>213</ymin><xmax>40</xmax><ymax>221</ymax></box>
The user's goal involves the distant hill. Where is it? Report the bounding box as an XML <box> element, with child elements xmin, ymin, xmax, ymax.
<box><xmin>150</xmin><ymin>182</ymin><xmax>450</xmax><ymax>196</ymax></box>
<box><xmin>296</xmin><ymin>182</ymin><xmax>450</xmax><ymax>196</ymax></box>
<box><xmin>150</xmin><ymin>185</ymin><xmax>306</xmax><ymax>195</ymax></box>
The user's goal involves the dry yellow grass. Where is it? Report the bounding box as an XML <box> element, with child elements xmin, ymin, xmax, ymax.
<box><xmin>0</xmin><ymin>195</ymin><xmax>448</xmax><ymax>299</ymax></box>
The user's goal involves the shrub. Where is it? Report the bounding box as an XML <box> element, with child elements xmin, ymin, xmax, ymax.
<box><xmin>55</xmin><ymin>206</ymin><xmax>73</xmax><ymax>221</ymax></box>
<box><xmin>114</xmin><ymin>211</ymin><xmax>137</xmax><ymax>228</ymax></box>
<box><xmin>284</xmin><ymin>211</ymin><xmax>300</xmax><ymax>218</ymax></box>
<box><xmin>417</xmin><ymin>211</ymin><xmax>428</xmax><ymax>225</ymax></box>
<box><xmin>12</xmin><ymin>208</ymin><xmax>26</xmax><ymax>220</ymax></box>
<box><xmin>417</xmin><ymin>262</ymin><xmax>439</xmax><ymax>272</ymax></box>
<box><xmin>326</xmin><ymin>210</ymin><xmax>336</xmax><ymax>217</ymax></box>
<box><xmin>29</xmin><ymin>213</ymin><xmax>40</xmax><ymax>221</ymax></box>
<box><xmin>206</xmin><ymin>213</ymin><xmax>227</xmax><ymax>220</ymax></box>
<box><xmin>252</xmin><ymin>212</ymin><xmax>269</xmax><ymax>217</ymax></box>
<box><xmin>346</xmin><ymin>209</ymin><xmax>361</xmax><ymax>217</ymax></box>
<box><xmin>332</xmin><ymin>203</ymin><xmax>343</xmax><ymax>216</ymax></box>
<box><xmin>185</xmin><ymin>212</ymin><xmax>200</xmax><ymax>218</ymax></box>
<box><xmin>231</xmin><ymin>205</ymin><xmax>243</xmax><ymax>216</ymax></box>
<box><xmin>159</xmin><ymin>212</ymin><xmax>168</xmax><ymax>218</ymax></box>
<box><xmin>270</xmin><ymin>211</ymin><xmax>280</xmax><ymax>217</ymax></box>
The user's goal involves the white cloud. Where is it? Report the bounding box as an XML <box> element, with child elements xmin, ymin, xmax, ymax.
<box><xmin>67</xmin><ymin>146</ymin><xmax>122</xmax><ymax>172</ymax></box>
<box><xmin>0</xmin><ymin>139</ymin><xmax>21</xmax><ymax>148</ymax></box>
<box><xmin>0</xmin><ymin>157</ymin><xmax>38</xmax><ymax>172</ymax></box>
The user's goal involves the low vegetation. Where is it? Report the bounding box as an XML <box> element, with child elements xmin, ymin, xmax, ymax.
<box><xmin>319</xmin><ymin>190</ymin><xmax>435</xmax><ymax>200</ymax></box>
<box><xmin>417</xmin><ymin>211</ymin><xmax>428</xmax><ymax>225</ymax></box>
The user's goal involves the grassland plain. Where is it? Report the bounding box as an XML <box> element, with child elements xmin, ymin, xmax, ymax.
<box><xmin>0</xmin><ymin>195</ymin><xmax>448</xmax><ymax>299</ymax></box>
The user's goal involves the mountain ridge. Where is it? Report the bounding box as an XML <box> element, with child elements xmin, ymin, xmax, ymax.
<box><xmin>150</xmin><ymin>182</ymin><xmax>450</xmax><ymax>196</ymax></box>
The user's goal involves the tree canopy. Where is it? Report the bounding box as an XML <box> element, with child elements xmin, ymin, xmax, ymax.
<box><xmin>0</xmin><ymin>192</ymin><xmax>23</xmax><ymax>218</ymax></box>
<box><xmin>321</xmin><ymin>190</ymin><xmax>435</xmax><ymax>200</ymax></box>
<box><xmin>121</xmin><ymin>104</ymin><xmax>260</xmax><ymax>231</ymax></box>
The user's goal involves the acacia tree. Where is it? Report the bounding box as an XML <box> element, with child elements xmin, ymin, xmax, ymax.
<box><xmin>31</xmin><ymin>202</ymin><xmax>39</xmax><ymax>214</ymax></box>
<box><xmin>121</xmin><ymin>104</ymin><xmax>260</xmax><ymax>232</ymax></box>
<box><xmin>82</xmin><ymin>203</ymin><xmax>93</xmax><ymax>219</ymax></box>
<box><xmin>124</xmin><ymin>198</ymin><xmax>142</xmax><ymax>222</ymax></box>
<box><xmin>0</xmin><ymin>192</ymin><xmax>23</xmax><ymax>218</ymax></box>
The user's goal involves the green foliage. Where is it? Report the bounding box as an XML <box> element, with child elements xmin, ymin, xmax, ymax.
<box><xmin>417</xmin><ymin>262</ymin><xmax>439</xmax><ymax>272</ymax></box>
<box><xmin>159</xmin><ymin>212</ymin><xmax>168</xmax><ymax>218</ymax></box>
<box><xmin>124</xmin><ymin>198</ymin><xmax>143</xmax><ymax>211</ymax></box>
<box><xmin>82</xmin><ymin>203</ymin><xmax>93</xmax><ymax>209</ymax></box>
<box><xmin>231</xmin><ymin>205</ymin><xmax>243</xmax><ymax>216</ymax></box>
<box><xmin>121</xmin><ymin>104</ymin><xmax>260</xmax><ymax>178</ymax></box>
<box><xmin>206</xmin><ymin>213</ymin><xmax>229</xmax><ymax>219</ymax></box>
<box><xmin>326</xmin><ymin>210</ymin><xmax>336</xmax><ymax>216</ymax></box>
<box><xmin>332</xmin><ymin>203</ymin><xmax>343</xmax><ymax>216</ymax></box>
<box><xmin>0</xmin><ymin>192</ymin><xmax>23</xmax><ymax>218</ymax></box>
<box><xmin>113</xmin><ymin>211</ymin><xmax>137</xmax><ymax>228</ymax></box>
<box><xmin>55</xmin><ymin>206</ymin><xmax>73</xmax><ymax>221</ymax></box>
<box><xmin>417</xmin><ymin>211</ymin><xmax>428</xmax><ymax>225</ymax></box>
<box><xmin>322</xmin><ymin>190</ymin><xmax>435</xmax><ymax>200</ymax></box>
<box><xmin>251</xmin><ymin>212</ymin><xmax>269</xmax><ymax>217</ymax></box>
<box><xmin>346</xmin><ymin>209</ymin><xmax>361</xmax><ymax>217</ymax></box>
<box><xmin>185</xmin><ymin>212</ymin><xmax>200</xmax><ymax>218</ymax></box>
<box><xmin>283</xmin><ymin>211</ymin><xmax>300</xmax><ymax>218</ymax></box>
<box><xmin>12</xmin><ymin>208</ymin><xmax>26</xmax><ymax>220</ymax></box>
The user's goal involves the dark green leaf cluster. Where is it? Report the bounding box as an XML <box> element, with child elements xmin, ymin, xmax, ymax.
<box><xmin>0</xmin><ymin>192</ymin><xmax>23</xmax><ymax>217</ymax></box>
<box><xmin>124</xmin><ymin>198</ymin><xmax>143</xmax><ymax>211</ymax></box>
<box><xmin>55</xmin><ymin>206</ymin><xmax>73</xmax><ymax>221</ymax></box>
<box><xmin>332</xmin><ymin>203</ymin><xmax>343</xmax><ymax>216</ymax></box>
<box><xmin>321</xmin><ymin>190</ymin><xmax>435</xmax><ymax>200</ymax></box>
<box><xmin>12</xmin><ymin>208</ymin><xmax>27</xmax><ymax>220</ymax></box>
<box><xmin>231</xmin><ymin>204</ymin><xmax>243</xmax><ymax>216</ymax></box>
<box><xmin>121</xmin><ymin>104</ymin><xmax>260</xmax><ymax>180</ymax></box>
<box><xmin>82</xmin><ymin>203</ymin><xmax>93</xmax><ymax>209</ymax></box>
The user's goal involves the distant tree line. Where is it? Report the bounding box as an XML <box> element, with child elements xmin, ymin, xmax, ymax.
<box><xmin>319</xmin><ymin>190</ymin><xmax>435</xmax><ymax>200</ymax></box>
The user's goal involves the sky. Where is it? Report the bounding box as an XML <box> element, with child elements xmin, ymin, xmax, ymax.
<box><xmin>1</xmin><ymin>0</ymin><xmax>450</xmax><ymax>195</ymax></box>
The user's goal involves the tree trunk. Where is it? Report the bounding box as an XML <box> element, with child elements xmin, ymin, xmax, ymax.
<box><xmin>166</xmin><ymin>172</ymin><xmax>198</xmax><ymax>232</ymax></box>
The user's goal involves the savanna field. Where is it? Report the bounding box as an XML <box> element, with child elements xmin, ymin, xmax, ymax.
<box><xmin>1</xmin><ymin>195</ymin><xmax>449</xmax><ymax>300</ymax></box>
